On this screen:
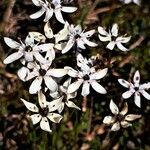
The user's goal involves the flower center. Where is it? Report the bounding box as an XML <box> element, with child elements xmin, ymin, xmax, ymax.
<box><xmin>134</xmin><ymin>87</ymin><xmax>139</xmax><ymax>91</ymax></box>
<box><xmin>74</xmin><ymin>34</ymin><xmax>81</xmax><ymax>39</ymax></box>
<box><xmin>25</xmin><ymin>46</ymin><xmax>33</xmax><ymax>52</ymax></box>
<box><xmin>111</xmin><ymin>36</ymin><xmax>117</xmax><ymax>41</ymax></box>
<box><xmin>39</xmin><ymin>107</ymin><xmax>49</xmax><ymax>117</ymax></box>
<box><xmin>39</xmin><ymin>69</ymin><xmax>47</xmax><ymax>76</ymax></box>
<box><xmin>116</xmin><ymin>114</ymin><xmax>125</xmax><ymax>122</ymax></box>
<box><xmin>83</xmin><ymin>74</ymin><xmax>90</xmax><ymax>80</ymax></box>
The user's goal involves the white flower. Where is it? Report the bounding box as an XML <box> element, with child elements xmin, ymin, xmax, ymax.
<box><xmin>103</xmin><ymin>100</ymin><xmax>141</xmax><ymax>131</ymax></box>
<box><xmin>62</xmin><ymin>24</ymin><xmax>97</xmax><ymax>54</ymax></box>
<box><xmin>118</xmin><ymin>70</ymin><xmax>150</xmax><ymax>108</ymax></box>
<box><xmin>98</xmin><ymin>24</ymin><xmax>131</xmax><ymax>51</ymax></box>
<box><xmin>30</xmin><ymin>0</ymin><xmax>77</xmax><ymax>24</ymax></box>
<box><xmin>21</xmin><ymin>91</ymin><xmax>63</xmax><ymax>132</ymax></box>
<box><xmin>65</xmin><ymin>55</ymin><xmax>108</xmax><ymax>96</ymax></box>
<box><xmin>120</xmin><ymin>0</ymin><xmax>141</xmax><ymax>5</ymax></box>
<box><xmin>50</xmin><ymin>78</ymin><xmax>80</xmax><ymax>113</ymax></box>
<box><xmin>3</xmin><ymin>35</ymin><xmax>49</xmax><ymax>64</ymax></box>
<box><xmin>18</xmin><ymin>62</ymin><xmax>68</xmax><ymax>94</ymax></box>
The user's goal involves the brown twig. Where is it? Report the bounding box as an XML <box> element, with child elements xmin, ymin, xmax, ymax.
<box><xmin>0</xmin><ymin>0</ymin><xmax>16</xmax><ymax>34</ymax></box>
<box><xmin>129</xmin><ymin>36</ymin><xmax>145</xmax><ymax>50</ymax></box>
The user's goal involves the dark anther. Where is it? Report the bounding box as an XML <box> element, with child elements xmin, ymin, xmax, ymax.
<box><xmin>75</xmin><ymin>34</ymin><xmax>80</xmax><ymax>39</ymax></box>
<box><xmin>25</xmin><ymin>45</ymin><xmax>32</xmax><ymax>52</ymax></box>
<box><xmin>111</xmin><ymin>36</ymin><xmax>116</xmax><ymax>41</ymax></box>
<box><xmin>39</xmin><ymin>107</ymin><xmax>49</xmax><ymax>117</ymax></box>
<box><xmin>39</xmin><ymin>69</ymin><xmax>47</xmax><ymax>76</ymax></box>
<box><xmin>116</xmin><ymin>114</ymin><xmax>125</xmax><ymax>122</ymax></box>
<box><xmin>134</xmin><ymin>87</ymin><xmax>139</xmax><ymax>91</ymax></box>
<box><xmin>83</xmin><ymin>74</ymin><xmax>90</xmax><ymax>80</ymax></box>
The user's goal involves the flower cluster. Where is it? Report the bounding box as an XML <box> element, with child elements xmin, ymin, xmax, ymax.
<box><xmin>3</xmin><ymin>0</ymin><xmax>149</xmax><ymax>133</ymax></box>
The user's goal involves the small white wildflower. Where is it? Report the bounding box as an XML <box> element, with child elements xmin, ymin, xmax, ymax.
<box><xmin>65</xmin><ymin>54</ymin><xmax>107</xmax><ymax>96</ymax></box>
<box><xmin>98</xmin><ymin>24</ymin><xmax>131</xmax><ymax>51</ymax></box>
<box><xmin>18</xmin><ymin>62</ymin><xmax>68</xmax><ymax>94</ymax></box>
<box><xmin>30</xmin><ymin>0</ymin><xmax>77</xmax><ymax>24</ymax></box>
<box><xmin>120</xmin><ymin>0</ymin><xmax>141</xmax><ymax>5</ymax></box>
<box><xmin>50</xmin><ymin>78</ymin><xmax>80</xmax><ymax>113</ymax></box>
<box><xmin>62</xmin><ymin>24</ymin><xmax>97</xmax><ymax>54</ymax></box>
<box><xmin>103</xmin><ymin>100</ymin><xmax>141</xmax><ymax>131</ymax></box>
<box><xmin>3</xmin><ymin>35</ymin><xmax>48</xmax><ymax>64</ymax></box>
<box><xmin>21</xmin><ymin>91</ymin><xmax>63</xmax><ymax>132</ymax></box>
<box><xmin>118</xmin><ymin>70</ymin><xmax>150</xmax><ymax>108</ymax></box>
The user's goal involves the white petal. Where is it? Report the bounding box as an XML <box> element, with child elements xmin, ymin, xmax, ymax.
<box><xmin>54</xmin><ymin>9</ymin><xmax>65</xmax><ymax>24</ymax></box>
<box><xmin>34</xmin><ymin>52</ymin><xmax>48</xmax><ymax>64</ymax></box>
<box><xmin>46</xmin><ymin>69</ymin><xmax>68</xmax><ymax>77</ymax></box>
<box><xmin>106</xmin><ymin>41</ymin><xmax>116</xmax><ymax>50</ymax></box>
<box><xmin>139</xmin><ymin>83</ymin><xmax>150</xmax><ymax>90</ymax></box>
<box><xmin>67</xmin><ymin>92</ymin><xmax>77</xmax><ymax>100</ymax></box>
<box><xmin>66</xmin><ymin>101</ymin><xmax>80</xmax><ymax>110</ymax></box>
<box><xmin>44</xmin><ymin>8</ymin><xmax>53</xmax><ymax>22</ymax></box>
<box><xmin>45</xmin><ymin>48</ymin><xmax>55</xmax><ymax>61</ymax></box>
<box><xmin>111</xmin><ymin>24</ymin><xmax>118</xmax><ymax>37</ymax></box>
<box><xmin>91</xmin><ymin>81</ymin><xmax>107</xmax><ymax>94</ymax></box>
<box><xmin>32</xmin><ymin>0</ymin><xmax>44</xmax><ymax>6</ymax></box>
<box><xmin>38</xmin><ymin>43</ymin><xmax>54</xmax><ymax>52</ymax></box>
<box><xmin>47</xmin><ymin>113</ymin><xmax>63</xmax><ymax>123</ymax></box>
<box><xmin>133</xmin><ymin>70</ymin><xmax>140</xmax><ymax>85</ymax></box>
<box><xmin>30</xmin><ymin>8</ymin><xmax>45</xmax><ymax>19</ymax></box>
<box><xmin>90</xmin><ymin>68</ymin><xmax>108</xmax><ymax>80</ymax></box>
<box><xmin>40</xmin><ymin>117</ymin><xmax>52</xmax><ymax>132</ymax></box>
<box><xmin>83</xmin><ymin>38</ymin><xmax>97</xmax><ymax>47</ymax></box>
<box><xmin>103</xmin><ymin>116</ymin><xmax>115</xmax><ymax>124</ymax></box>
<box><xmin>109</xmin><ymin>99</ymin><xmax>119</xmax><ymax>115</ymax></box>
<box><xmin>111</xmin><ymin>122</ymin><xmax>120</xmax><ymax>131</ymax></box>
<box><xmin>118</xmin><ymin>79</ymin><xmax>130</xmax><ymax>88</ymax></box>
<box><xmin>48</xmin><ymin>97</ymin><xmax>64</xmax><ymax>112</ymax></box>
<box><xmin>125</xmin><ymin>114</ymin><xmax>141</xmax><ymax>121</ymax></box>
<box><xmin>121</xmin><ymin>121</ymin><xmax>132</xmax><ymax>128</ymax></box>
<box><xmin>44</xmin><ymin>22</ymin><xmax>54</xmax><ymax>39</ymax></box>
<box><xmin>44</xmin><ymin>76</ymin><xmax>58</xmax><ymax>92</ymax></box>
<box><xmin>116</xmin><ymin>36</ymin><xmax>131</xmax><ymax>43</ymax></box>
<box><xmin>120</xmin><ymin>102</ymin><xmax>128</xmax><ymax>115</ymax></box>
<box><xmin>81</xmin><ymin>81</ymin><xmax>90</xmax><ymax>96</ymax></box>
<box><xmin>77</xmin><ymin>39</ymin><xmax>86</xmax><ymax>49</ymax></box>
<box><xmin>50</xmin><ymin>91</ymin><xmax>60</xmax><ymax>99</ymax></box>
<box><xmin>63</xmin><ymin>78</ymin><xmax>71</xmax><ymax>88</ymax></box>
<box><xmin>57</xmin><ymin>103</ymin><xmax>65</xmax><ymax>113</ymax></box>
<box><xmin>98</xmin><ymin>35</ymin><xmax>110</xmax><ymax>42</ymax></box>
<box><xmin>61</xmin><ymin>6</ymin><xmax>77</xmax><ymax>13</ymax></box>
<box><xmin>4</xmin><ymin>52</ymin><xmax>23</xmax><ymax>64</ymax></box>
<box><xmin>24</xmin><ymin>52</ymin><xmax>34</xmax><ymax>62</ymax></box>
<box><xmin>67</xmin><ymin>80</ymin><xmax>83</xmax><ymax>93</ymax></box>
<box><xmin>84</xmin><ymin>30</ymin><xmax>95</xmax><ymax>37</ymax></box>
<box><xmin>25</xmin><ymin>34</ymin><xmax>34</xmax><ymax>46</ymax></box>
<box><xmin>62</xmin><ymin>39</ymin><xmax>75</xmax><ymax>54</ymax></box>
<box><xmin>133</xmin><ymin>0</ymin><xmax>141</xmax><ymax>5</ymax></box>
<box><xmin>29</xmin><ymin>76</ymin><xmax>43</xmax><ymax>94</ymax></box>
<box><xmin>29</xmin><ymin>32</ymin><xmax>46</xmax><ymax>42</ymax></box>
<box><xmin>64</xmin><ymin>66</ymin><xmax>78</xmax><ymax>77</ymax></box>
<box><xmin>4</xmin><ymin>37</ymin><xmax>20</xmax><ymax>49</ymax></box>
<box><xmin>38</xmin><ymin>90</ymin><xmax>46</xmax><ymax>108</ymax></box>
<box><xmin>30</xmin><ymin>114</ymin><xmax>41</xmax><ymax>124</ymax></box>
<box><xmin>17</xmin><ymin>67</ymin><xmax>30</xmax><ymax>81</ymax></box>
<box><xmin>21</xmin><ymin>98</ymin><xmax>39</xmax><ymax>112</ymax></box>
<box><xmin>122</xmin><ymin>90</ymin><xmax>134</xmax><ymax>99</ymax></box>
<box><xmin>116</xmin><ymin>42</ymin><xmax>128</xmax><ymax>51</ymax></box>
<box><xmin>55</xmin><ymin>22</ymin><xmax>69</xmax><ymax>43</ymax></box>
<box><xmin>140</xmin><ymin>90</ymin><xmax>150</xmax><ymax>100</ymax></box>
<box><xmin>98</xmin><ymin>26</ymin><xmax>108</xmax><ymax>36</ymax></box>
<box><xmin>134</xmin><ymin>92</ymin><xmax>141</xmax><ymax>107</ymax></box>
